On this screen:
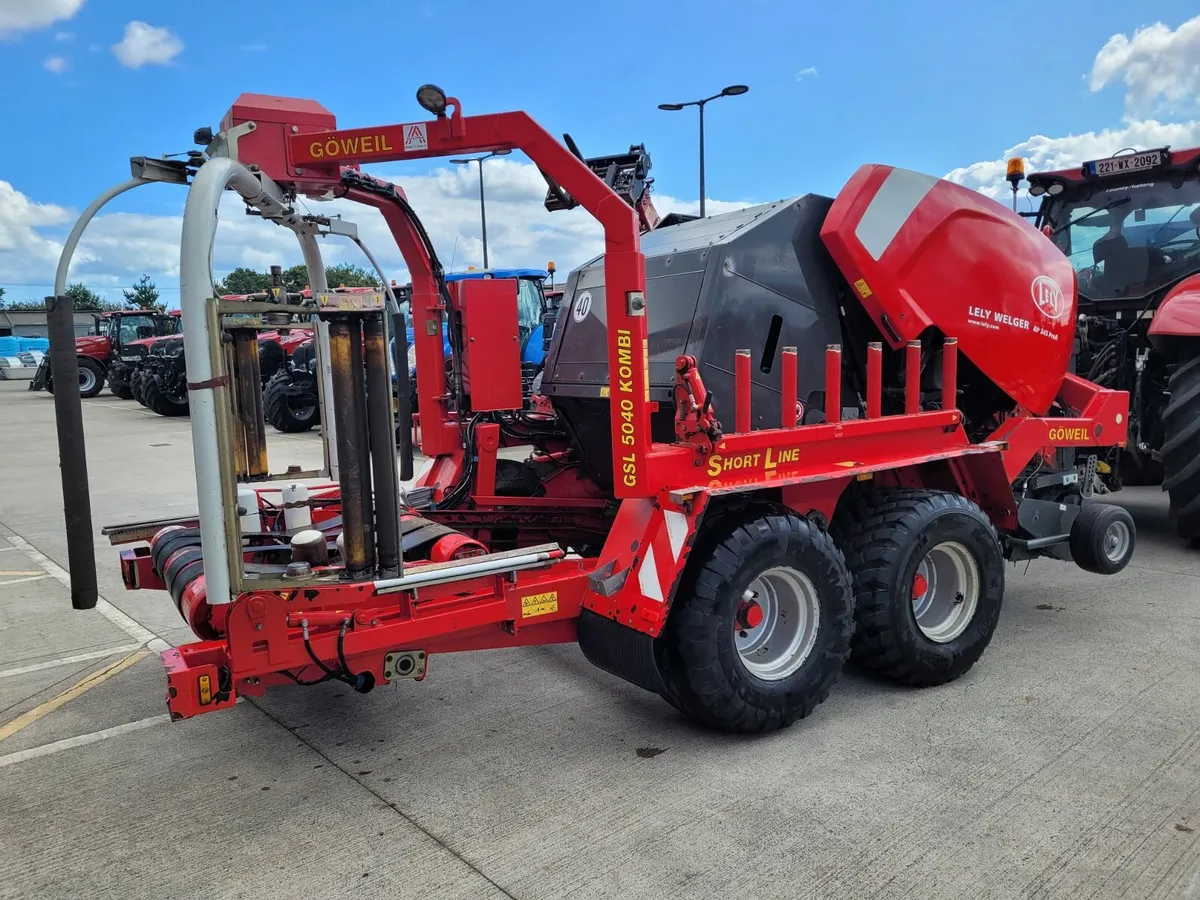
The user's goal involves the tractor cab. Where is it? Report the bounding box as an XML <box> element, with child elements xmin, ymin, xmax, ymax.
<box><xmin>100</xmin><ymin>310</ymin><xmax>180</xmax><ymax>352</ymax></box>
<box><xmin>1029</xmin><ymin>147</ymin><xmax>1200</xmax><ymax>313</ymax></box>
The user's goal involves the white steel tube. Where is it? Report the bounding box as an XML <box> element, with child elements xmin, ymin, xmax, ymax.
<box><xmin>373</xmin><ymin>548</ymin><xmax>562</xmax><ymax>594</ymax></box>
<box><xmin>179</xmin><ymin>157</ymin><xmax>288</xmax><ymax>605</ymax></box>
<box><xmin>55</xmin><ymin>178</ymin><xmax>151</xmax><ymax>295</ymax></box>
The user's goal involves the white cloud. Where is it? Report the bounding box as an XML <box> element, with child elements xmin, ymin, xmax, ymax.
<box><xmin>944</xmin><ymin>118</ymin><xmax>1200</xmax><ymax>200</ymax></box>
<box><xmin>0</xmin><ymin>0</ymin><xmax>84</xmax><ymax>39</ymax></box>
<box><xmin>1090</xmin><ymin>15</ymin><xmax>1200</xmax><ymax>113</ymax></box>
<box><xmin>0</xmin><ymin>161</ymin><xmax>753</xmax><ymax>302</ymax></box>
<box><xmin>43</xmin><ymin>55</ymin><xmax>68</xmax><ymax>74</ymax></box>
<box><xmin>111</xmin><ymin>21</ymin><xmax>183</xmax><ymax>68</ymax></box>
<box><xmin>54</xmin><ymin>31</ymin><xmax>74</xmax><ymax>41</ymax></box>
<box><xmin>796</xmin><ymin>67</ymin><xmax>818</xmax><ymax>80</ymax></box>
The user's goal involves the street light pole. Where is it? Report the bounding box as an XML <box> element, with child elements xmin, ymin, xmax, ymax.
<box><xmin>450</xmin><ymin>149</ymin><xmax>512</xmax><ymax>269</ymax></box>
<box><xmin>658</xmin><ymin>84</ymin><xmax>748</xmax><ymax>219</ymax></box>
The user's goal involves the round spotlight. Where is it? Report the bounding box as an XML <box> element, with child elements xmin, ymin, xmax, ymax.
<box><xmin>493</xmin><ymin>149</ymin><xmax>513</xmax><ymax>157</ymax></box>
<box><xmin>722</xmin><ymin>85</ymin><xmax>750</xmax><ymax>96</ymax></box>
<box><xmin>1046</xmin><ymin>183</ymin><xmax>1065</xmax><ymax>196</ymax></box>
<box><xmin>658</xmin><ymin>103</ymin><xmax>684</xmax><ymax>111</ymax></box>
<box><xmin>1029</xmin><ymin>184</ymin><xmax>1046</xmax><ymax>197</ymax></box>
<box><xmin>416</xmin><ymin>84</ymin><xmax>448</xmax><ymax>116</ymax></box>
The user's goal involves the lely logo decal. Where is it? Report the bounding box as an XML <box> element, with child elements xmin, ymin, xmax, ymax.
<box><xmin>1031</xmin><ymin>275</ymin><xmax>1067</xmax><ymax>320</ymax></box>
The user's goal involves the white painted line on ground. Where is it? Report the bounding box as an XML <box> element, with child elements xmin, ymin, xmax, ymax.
<box><xmin>3</xmin><ymin>532</ymin><xmax>171</xmax><ymax>653</ymax></box>
<box><xmin>0</xmin><ymin>574</ymin><xmax>51</xmax><ymax>587</ymax></box>
<box><xmin>0</xmin><ymin>643</ymin><xmax>143</xmax><ymax>680</ymax></box>
<box><xmin>0</xmin><ymin>546</ymin><xmax>18</xmax><ymax>552</ymax></box>
<box><xmin>0</xmin><ymin>714</ymin><xmax>170</xmax><ymax>769</ymax></box>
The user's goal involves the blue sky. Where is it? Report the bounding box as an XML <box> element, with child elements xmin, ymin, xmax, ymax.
<box><xmin>2</xmin><ymin>0</ymin><xmax>1199</xmax><ymax>300</ymax></box>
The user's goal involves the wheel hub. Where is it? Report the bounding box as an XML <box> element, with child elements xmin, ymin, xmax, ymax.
<box><xmin>910</xmin><ymin>541</ymin><xmax>980</xmax><ymax>644</ymax></box>
<box><xmin>734</xmin><ymin>568</ymin><xmax>822</xmax><ymax>681</ymax></box>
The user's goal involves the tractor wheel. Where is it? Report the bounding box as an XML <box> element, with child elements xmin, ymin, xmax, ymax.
<box><xmin>143</xmin><ymin>375</ymin><xmax>189</xmax><ymax>417</ymax></box>
<box><xmin>78</xmin><ymin>358</ymin><xmax>105</xmax><ymax>398</ymax></box>
<box><xmin>131</xmin><ymin>370</ymin><xmax>148</xmax><ymax>406</ymax></box>
<box><xmin>108</xmin><ymin>368</ymin><xmax>134</xmax><ymax>400</ymax></box>
<box><xmin>835</xmin><ymin>489</ymin><xmax>1005</xmax><ymax>687</ymax></box>
<box><xmin>263</xmin><ymin>371</ymin><xmax>318</xmax><ymax>433</ymax></box>
<box><xmin>1162</xmin><ymin>352</ymin><xmax>1200</xmax><ymax>541</ymax></box>
<box><xmin>655</xmin><ymin>511</ymin><xmax>855</xmax><ymax>733</ymax></box>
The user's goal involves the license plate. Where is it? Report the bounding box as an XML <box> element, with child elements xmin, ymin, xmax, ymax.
<box><xmin>1085</xmin><ymin>150</ymin><xmax>1162</xmax><ymax>177</ymax></box>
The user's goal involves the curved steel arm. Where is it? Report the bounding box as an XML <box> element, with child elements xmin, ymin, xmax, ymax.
<box><xmin>55</xmin><ymin>178</ymin><xmax>152</xmax><ymax>295</ymax></box>
<box><xmin>180</xmin><ymin>158</ymin><xmax>289</xmax><ymax>605</ymax></box>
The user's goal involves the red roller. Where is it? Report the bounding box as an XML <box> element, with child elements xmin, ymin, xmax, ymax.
<box><xmin>825</xmin><ymin>345</ymin><xmax>842</xmax><ymax>424</ymax></box>
<box><xmin>781</xmin><ymin>346</ymin><xmax>798</xmax><ymax>428</ymax></box>
<box><xmin>905</xmin><ymin>341</ymin><xmax>921</xmax><ymax>415</ymax></box>
<box><xmin>735</xmin><ymin>349</ymin><xmax>752</xmax><ymax>433</ymax></box>
<box><xmin>866</xmin><ymin>342</ymin><xmax>882</xmax><ymax>418</ymax></box>
<box><xmin>942</xmin><ymin>338</ymin><xmax>958</xmax><ymax>411</ymax></box>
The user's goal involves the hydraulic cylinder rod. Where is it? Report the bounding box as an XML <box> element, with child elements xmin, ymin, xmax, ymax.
<box><xmin>327</xmin><ymin>316</ymin><xmax>371</xmax><ymax>579</ymax></box>
<box><xmin>364</xmin><ymin>313</ymin><xmax>401</xmax><ymax>578</ymax></box>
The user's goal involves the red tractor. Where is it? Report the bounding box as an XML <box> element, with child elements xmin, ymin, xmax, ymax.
<box><xmin>30</xmin><ymin>309</ymin><xmax>180</xmax><ymax>398</ymax></box>
<box><xmin>1020</xmin><ymin>147</ymin><xmax>1200</xmax><ymax>541</ymax></box>
<box><xmin>51</xmin><ymin>90</ymin><xmax>1134</xmax><ymax>734</ymax></box>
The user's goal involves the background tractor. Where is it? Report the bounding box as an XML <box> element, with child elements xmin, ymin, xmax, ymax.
<box><xmin>1024</xmin><ymin>146</ymin><xmax>1200</xmax><ymax>541</ymax></box>
<box><xmin>30</xmin><ymin>309</ymin><xmax>179</xmax><ymax>398</ymax></box>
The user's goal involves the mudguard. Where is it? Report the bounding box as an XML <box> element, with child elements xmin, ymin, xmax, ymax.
<box><xmin>821</xmin><ymin>165</ymin><xmax>1076</xmax><ymax>415</ymax></box>
<box><xmin>1149</xmin><ymin>274</ymin><xmax>1200</xmax><ymax>338</ymax></box>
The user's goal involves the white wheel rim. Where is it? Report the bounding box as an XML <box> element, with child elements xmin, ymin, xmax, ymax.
<box><xmin>911</xmin><ymin>541</ymin><xmax>980</xmax><ymax>644</ymax></box>
<box><xmin>735</xmin><ymin>567</ymin><xmax>822</xmax><ymax>681</ymax></box>
<box><xmin>1103</xmin><ymin>519</ymin><xmax>1131</xmax><ymax>563</ymax></box>
<box><xmin>79</xmin><ymin>368</ymin><xmax>96</xmax><ymax>392</ymax></box>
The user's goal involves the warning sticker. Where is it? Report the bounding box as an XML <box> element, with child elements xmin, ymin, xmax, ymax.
<box><xmin>853</xmin><ymin>278</ymin><xmax>873</xmax><ymax>299</ymax></box>
<box><xmin>403</xmin><ymin>123</ymin><xmax>428</xmax><ymax>152</ymax></box>
<box><xmin>599</xmin><ymin>386</ymin><xmax>610</xmax><ymax>397</ymax></box>
<box><xmin>521</xmin><ymin>591</ymin><xmax>559</xmax><ymax>618</ymax></box>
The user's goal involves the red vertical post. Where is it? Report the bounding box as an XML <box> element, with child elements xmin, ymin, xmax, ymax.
<box><xmin>780</xmin><ymin>346</ymin><xmax>798</xmax><ymax>428</ymax></box>
<box><xmin>866</xmin><ymin>342</ymin><xmax>882</xmax><ymax>419</ymax></box>
<box><xmin>942</xmin><ymin>337</ymin><xmax>958</xmax><ymax>411</ymax></box>
<box><xmin>824</xmin><ymin>345</ymin><xmax>842</xmax><ymax>424</ymax></box>
<box><xmin>905</xmin><ymin>340</ymin><xmax>921</xmax><ymax>415</ymax></box>
<box><xmin>735</xmin><ymin>349</ymin><xmax>752</xmax><ymax>434</ymax></box>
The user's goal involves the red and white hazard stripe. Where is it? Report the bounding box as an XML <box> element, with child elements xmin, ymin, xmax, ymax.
<box><xmin>636</xmin><ymin>508</ymin><xmax>691</xmax><ymax>605</ymax></box>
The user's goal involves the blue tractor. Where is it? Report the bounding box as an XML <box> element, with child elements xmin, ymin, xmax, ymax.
<box><xmin>265</xmin><ymin>268</ymin><xmax>559</xmax><ymax>433</ymax></box>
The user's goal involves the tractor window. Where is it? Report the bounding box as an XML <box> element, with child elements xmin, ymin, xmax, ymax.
<box><xmin>115</xmin><ymin>315</ymin><xmax>157</xmax><ymax>345</ymax></box>
<box><xmin>1049</xmin><ymin>177</ymin><xmax>1200</xmax><ymax>300</ymax></box>
<box><xmin>516</xmin><ymin>278</ymin><xmax>544</xmax><ymax>337</ymax></box>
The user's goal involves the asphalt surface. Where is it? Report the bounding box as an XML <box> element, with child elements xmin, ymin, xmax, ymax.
<box><xmin>0</xmin><ymin>380</ymin><xmax>1197</xmax><ymax>900</ymax></box>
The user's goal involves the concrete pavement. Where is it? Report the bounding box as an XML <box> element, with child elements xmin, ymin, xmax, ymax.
<box><xmin>0</xmin><ymin>381</ymin><xmax>1197</xmax><ymax>899</ymax></box>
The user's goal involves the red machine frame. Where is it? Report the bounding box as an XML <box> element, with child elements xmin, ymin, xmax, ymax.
<box><xmin>110</xmin><ymin>92</ymin><xmax>1128</xmax><ymax>719</ymax></box>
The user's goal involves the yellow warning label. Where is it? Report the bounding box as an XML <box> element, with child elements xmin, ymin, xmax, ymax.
<box><xmin>521</xmin><ymin>591</ymin><xmax>559</xmax><ymax>618</ymax></box>
<box><xmin>600</xmin><ymin>386</ymin><xmax>610</xmax><ymax>397</ymax></box>
<box><xmin>854</xmin><ymin>278</ymin><xmax>873</xmax><ymax>299</ymax></box>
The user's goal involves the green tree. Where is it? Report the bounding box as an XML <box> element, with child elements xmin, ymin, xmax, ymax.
<box><xmin>123</xmin><ymin>274</ymin><xmax>162</xmax><ymax>311</ymax></box>
<box><xmin>0</xmin><ymin>286</ymin><xmax>5</xmax><ymax>306</ymax></box>
<box><xmin>65</xmin><ymin>283</ymin><xmax>107</xmax><ymax>310</ymax></box>
<box><xmin>325</xmin><ymin>263</ymin><xmax>378</xmax><ymax>288</ymax></box>
<box><xmin>214</xmin><ymin>267</ymin><xmax>272</xmax><ymax>296</ymax></box>
<box><xmin>281</xmin><ymin>265</ymin><xmax>310</xmax><ymax>291</ymax></box>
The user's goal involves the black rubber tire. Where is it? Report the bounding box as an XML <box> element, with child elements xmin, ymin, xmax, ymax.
<box><xmin>834</xmin><ymin>489</ymin><xmax>1005</xmax><ymax>687</ymax></box>
<box><xmin>263</xmin><ymin>370</ymin><xmax>318</xmax><ymax>433</ymax></box>
<box><xmin>143</xmin><ymin>375</ymin><xmax>189</xmax><ymax>417</ymax></box>
<box><xmin>655</xmin><ymin>511</ymin><xmax>855</xmax><ymax>733</ymax></box>
<box><xmin>78</xmin><ymin>357</ymin><xmax>105</xmax><ymax>398</ymax></box>
<box><xmin>1069</xmin><ymin>503</ymin><xmax>1136</xmax><ymax>574</ymax></box>
<box><xmin>131</xmin><ymin>369</ymin><xmax>149</xmax><ymax>406</ymax></box>
<box><xmin>109</xmin><ymin>376</ymin><xmax>134</xmax><ymax>400</ymax></box>
<box><xmin>1162</xmin><ymin>352</ymin><xmax>1200</xmax><ymax>540</ymax></box>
